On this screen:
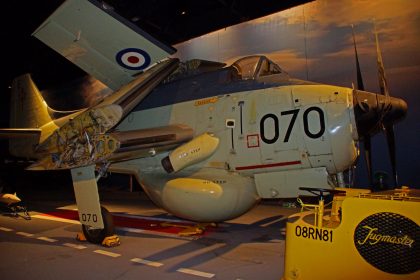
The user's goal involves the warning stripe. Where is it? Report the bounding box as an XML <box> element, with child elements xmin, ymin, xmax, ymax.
<box><xmin>235</xmin><ymin>160</ymin><xmax>301</xmax><ymax>171</ymax></box>
<box><xmin>94</xmin><ymin>250</ymin><xmax>121</xmax><ymax>258</ymax></box>
<box><xmin>16</xmin><ymin>231</ymin><xmax>34</xmax><ymax>237</ymax></box>
<box><xmin>131</xmin><ymin>258</ymin><xmax>163</xmax><ymax>267</ymax></box>
<box><xmin>32</xmin><ymin>214</ymin><xmax>80</xmax><ymax>225</ymax></box>
<box><xmin>63</xmin><ymin>243</ymin><xmax>87</xmax><ymax>250</ymax></box>
<box><xmin>37</xmin><ymin>236</ymin><xmax>58</xmax><ymax>243</ymax></box>
<box><xmin>33</xmin><ymin>211</ymin><xmax>205</xmax><ymax>238</ymax></box>
<box><xmin>177</xmin><ymin>268</ymin><xmax>215</xmax><ymax>278</ymax></box>
<box><xmin>118</xmin><ymin>227</ymin><xmax>196</xmax><ymax>240</ymax></box>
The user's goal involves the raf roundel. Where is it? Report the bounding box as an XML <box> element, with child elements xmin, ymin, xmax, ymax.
<box><xmin>115</xmin><ymin>48</ymin><xmax>151</xmax><ymax>71</ymax></box>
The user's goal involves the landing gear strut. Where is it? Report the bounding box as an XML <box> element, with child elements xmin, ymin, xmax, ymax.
<box><xmin>71</xmin><ymin>165</ymin><xmax>119</xmax><ymax>246</ymax></box>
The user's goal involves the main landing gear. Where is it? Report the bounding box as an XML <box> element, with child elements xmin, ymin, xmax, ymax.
<box><xmin>76</xmin><ymin>206</ymin><xmax>120</xmax><ymax>247</ymax></box>
<box><xmin>71</xmin><ymin>165</ymin><xmax>120</xmax><ymax>247</ymax></box>
<box><xmin>82</xmin><ymin>206</ymin><xmax>114</xmax><ymax>243</ymax></box>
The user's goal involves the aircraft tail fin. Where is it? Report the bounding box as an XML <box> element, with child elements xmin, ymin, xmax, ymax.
<box><xmin>10</xmin><ymin>74</ymin><xmax>53</xmax><ymax>129</ymax></box>
<box><xmin>0</xmin><ymin>74</ymin><xmax>53</xmax><ymax>158</ymax></box>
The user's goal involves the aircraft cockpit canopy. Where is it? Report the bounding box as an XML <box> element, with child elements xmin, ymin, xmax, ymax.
<box><xmin>232</xmin><ymin>55</ymin><xmax>285</xmax><ymax>80</ymax></box>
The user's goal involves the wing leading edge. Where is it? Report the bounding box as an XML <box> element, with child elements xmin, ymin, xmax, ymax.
<box><xmin>33</xmin><ymin>0</ymin><xmax>176</xmax><ymax>90</ymax></box>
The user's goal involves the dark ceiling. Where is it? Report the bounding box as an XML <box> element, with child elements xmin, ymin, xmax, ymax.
<box><xmin>103</xmin><ymin>0</ymin><xmax>312</xmax><ymax>45</ymax></box>
<box><xmin>3</xmin><ymin>0</ymin><xmax>311</xmax><ymax>89</ymax></box>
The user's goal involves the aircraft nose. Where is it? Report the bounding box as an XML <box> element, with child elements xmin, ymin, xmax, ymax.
<box><xmin>353</xmin><ymin>90</ymin><xmax>408</xmax><ymax>138</ymax></box>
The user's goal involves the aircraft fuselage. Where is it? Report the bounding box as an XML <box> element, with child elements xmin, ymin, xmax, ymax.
<box><xmin>111</xmin><ymin>56</ymin><xmax>358</xmax><ymax>221</ymax></box>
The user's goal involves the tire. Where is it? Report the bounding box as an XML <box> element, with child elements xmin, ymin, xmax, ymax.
<box><xmin>82</xmin><ymin>206</ymin><xmax>114</xmax><ymax>244</ymax></box>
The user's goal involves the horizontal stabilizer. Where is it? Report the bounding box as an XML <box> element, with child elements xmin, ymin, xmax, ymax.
<box><xmin>0</xmin><ymin>128</ymin><xmax>41</xmax><ymax>139</ymax></box>
<box><xmin>33</xmin><ymin>0</ymin><xmax>176</xmax><ymax>90</ymax></box>
<box><xmin>47</xmin><ymin>107</ymin><xmax>82</xmax><ymax>119</ymax></box>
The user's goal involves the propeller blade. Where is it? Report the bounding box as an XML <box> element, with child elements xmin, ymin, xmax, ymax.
<box><xmin>375</xmin><ymin>23</ymin><xmax>399</xmax><ymax>186</ymax></box>
<box><xmin>374</xmin><ymin>24</ymin><xmax>389</xmax><ymax>96</ymax></box>
<box><xmin>364</xmin><ymin>135</ymin><xmax>373</xmax><ymax>185</ymax></box>
<box><xmin>383</xmin><ymin>124</ymin><xmax>398</xmax><ymax>186</ymax></box>
<box><xmin>351</xmin><ymin>25</ymin><xmax>365</xmax><ymax>91</ymax></box>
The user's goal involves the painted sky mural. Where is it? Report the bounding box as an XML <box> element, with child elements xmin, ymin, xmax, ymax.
<box><xmin>174</xmin><ymin>0</ymin><xmax>420</xmax><ymax>187</ymax></box>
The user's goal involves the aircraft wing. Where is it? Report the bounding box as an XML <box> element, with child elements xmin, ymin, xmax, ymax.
<box><xmin>28</xmin><ymin>58</ymin><xmax>180</xmax><ymax>170</ymax></box>
<box><xmin>33</xmin><ymin>0</ymin><xmax>176</xmax><ymax>91</ymax></box>
<box><xmin>23</xmin><ymin>0</ymin><xmax>195</xmax><ymax>171</ymax></box>
<box><xmin>28</xmin><ymin>124</ymin><xmax>193</xmax><ymax>171</ymax></box>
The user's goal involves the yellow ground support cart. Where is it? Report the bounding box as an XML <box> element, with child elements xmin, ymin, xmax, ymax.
<box><xmin>282</xmin><ymin>187</ymin><xmax>420</xmax><ymax>280</ymax></box>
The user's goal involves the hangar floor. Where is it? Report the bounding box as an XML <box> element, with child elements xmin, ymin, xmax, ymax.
<box><xmin>0</xmin><ymin>182</ymin><xmax>299</xmax><ymax>280</ymax></box>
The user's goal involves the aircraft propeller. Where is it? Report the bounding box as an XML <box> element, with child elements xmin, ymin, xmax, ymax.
<box><xmin>351</xmin><ymin>25</ymin><xmax>407</xmax><ymax>187</ymax></box>
<box><xmin>351</xmin><ymin>25</ymin><xmax>372</xmax><ymax>185</ymax></box>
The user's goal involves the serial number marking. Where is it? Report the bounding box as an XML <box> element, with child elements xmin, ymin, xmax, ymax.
<box><xmin>295</xmin><ymin>225</ymin><xmax>333</xmax><ymax>242</ymax></box>
<box><xmin>81</xmin><ymin>213</ymin><xmax>98</xmax><ymax>223</ymax></box>
<box><xmin>260</xmin><ymin>106</ymin><xmax>325</xmax><ymax>144</ymax></box>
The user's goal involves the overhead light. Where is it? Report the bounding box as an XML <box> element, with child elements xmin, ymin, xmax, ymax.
<box><xmin>101</xmin><ymin>2</ymin><xmax>114</xmax><ymax>11</ymax></box>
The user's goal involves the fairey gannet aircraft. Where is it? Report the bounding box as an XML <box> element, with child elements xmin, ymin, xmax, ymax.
<box><xmin>0</xmin><ymin>0</ymin><xmax>407</xmax><ymax>244</ymax></box>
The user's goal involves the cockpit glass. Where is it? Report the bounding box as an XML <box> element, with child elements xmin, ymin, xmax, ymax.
<box><xmin>259</xmin><ymin>58</ymin><xmax>282</xmax><ymax>77</ymax></box>
<box><xmin>232</xmin><ymin>56</ymin><xmax>282</xmax><ymax>80</ymax></box>
<box><xmin>232</xmin><ymin>56</ymin><xmax>261</xmax><ymax>80</ymax></box>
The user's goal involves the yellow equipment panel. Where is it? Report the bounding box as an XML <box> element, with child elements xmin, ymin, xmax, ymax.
<box><xmin>282</xmin><ymin>188</ymin><xmax>420</xmax><ymax>280</ymax></box>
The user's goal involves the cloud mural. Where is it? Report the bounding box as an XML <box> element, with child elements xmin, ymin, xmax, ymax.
<box><xmin>175</xmin><ymin>0</ymin><xmax>420</xmax><ymax>187</ymax></box>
